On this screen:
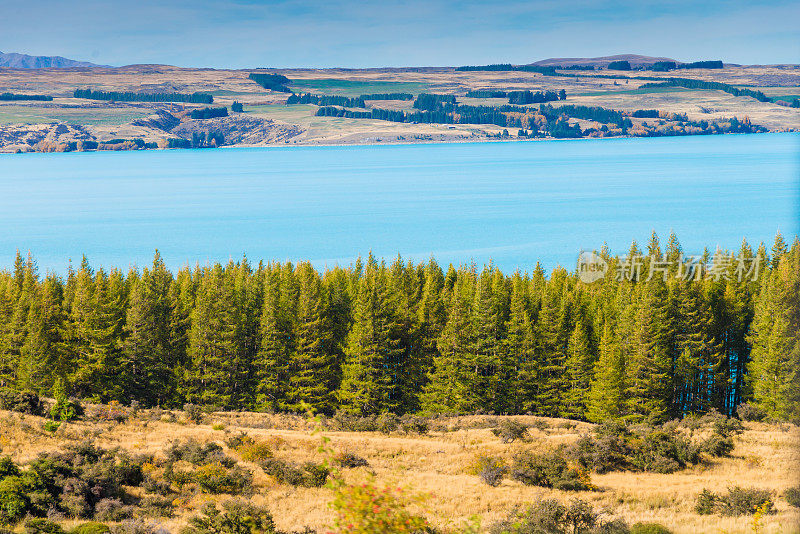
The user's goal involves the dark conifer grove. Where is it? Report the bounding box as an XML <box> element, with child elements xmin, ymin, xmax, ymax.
<box><xmin>0</xmin><ymin>233</ymin><xmax>797</xmax><ymax>421</ymax></box>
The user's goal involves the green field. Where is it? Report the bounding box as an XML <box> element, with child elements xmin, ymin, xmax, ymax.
<box><xmin>288</xmin><ymin>78</ymin><xmax>430</xmax><ymax>96</ymax></box>
<box><xmin>0</xmin><ymin>105</ymin><xmax>151</xmax><ymax>125</ymax></box>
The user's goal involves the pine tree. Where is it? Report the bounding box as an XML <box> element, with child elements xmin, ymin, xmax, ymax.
<box><xmin>587</xmin><ymin>322</ymin><xmax>625</xmax><ymax>421</ymax></box>
<box><xmin>286</xmin><ymin>262</ymin><xmax>336</xmax><ymax>413</ymax></box>
<box><xmin>422</xmin><ymin>268</ymin><xmax>476</xmax><ymax>413</ymax></box>
<box><xmin>564</xmin><ymin>316</ymin><xmax>594</xmax><ymax>419</ymax></box>
<box><xmin>338</xmin><ymin>258</ymin><xmax>402</xmax><ymax>415</ymax></box>
<box><xmin>506</xmin><ymin>272</ymin><xmax>536</xmax><ymax>413</ymax></box>
<box><xmin>122</xmin><ymin>251</ymin><xmax>176</xmax><ymax>406</ymax></box>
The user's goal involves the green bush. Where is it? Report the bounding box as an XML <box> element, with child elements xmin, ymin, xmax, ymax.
<box><xmin>139</xmin><ymin>496</ymin><xmax>174</xmax><ymax>518</ymax></box>
<box><xmin>51</xmin><ymin>396</ymin><xmax>83</xmax><ymax>422</ymax></box>
<box><xmin>71</xmin><ymin>522</ymin><xmax>110</xmax><ymax>534</ymax></box>
<box><xmin>785</xmin><ymin>485</ymin><xmax>800</xmax><ymax>508</ymax></box>
<box><xmin>0</xmin><ymin>388</ymin><xmax>43</xmax><ymax>415</ymax></box>
<box><xmin>166</xmin><ymin>439</ymin><xmax>234</xmax><ymax>467</ymax></box>
<box><xmin>694</xmin><ymin>489</ymin><xmax>717</xmax><ymax>515</ymax></box>
<box><xmin>260</xmin><ymin>458</ymin><xmax>328</xmax><ymax>488</ymax></box>
<box><xmin>43</xmin><ymin>421</ymin><xmax>61</xmax><ymax>432</ymax></box>
<box><xmin>192</xmin><ymin>462</ymin><xmax>253</xmax><ymax>494</ymax></box>
<box><xmin>181</xmin><ymin>500</ymin><xmax>276</xmax><ymax>534</ymax></box>
<box><xmin>24</xmin><ymin>519</ymin><xmax>65</xmax><ymax>534</ymax></box>
<box><xmin>509</xmin><ymin>451</ymin><xmax>592</xmax><ymax>491</ymax></box>
<box><xmin>717</xmin><ymin>486</ymin><xmax>774</xmax><ymax>516</ymax></box>
<box><xmin>736</xmin><ymin>402</ymin><xmax>766</xmax><ymax>422</ymax></box>
<box><xmin>0</xmin><ymin>475</ymin><xmax>28</xmax><ymax>524</ymax></box>
<box><xmin>491</xmin><ymin>420</ymin><xmax>530</xmax><ymax>443</ymax></box>
<box><xmin>630</xmin><ymin>523</ymin><xmax>672</xmax><ymax>534</ymax></box>
<box><xmin>695</xmin><ymin>487</ymin><xmax>776</xmax><ymax>516</ymax></box>
<box><xmin>489</xmin><ymin>498</ymin><xmax>624</xmax><ymax>534</ymax></box>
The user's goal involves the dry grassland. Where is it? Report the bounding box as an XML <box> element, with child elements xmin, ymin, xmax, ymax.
<box><xmin>1</xmin><ymin>407</ymin><xmax>797</xmax><ymax>533</ymax></box>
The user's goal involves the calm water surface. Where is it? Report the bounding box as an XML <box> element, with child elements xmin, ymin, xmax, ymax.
<box><xmin>0</xmin><ymin>133</ymin><xmax>797</xmax><ymax>273</ymax></box>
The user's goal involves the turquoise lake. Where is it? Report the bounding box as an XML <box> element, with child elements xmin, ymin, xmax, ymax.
<box><xmin>0</xmin><ymin>133</ymin><xmax>797</xmax><ymax>273</ymax></box>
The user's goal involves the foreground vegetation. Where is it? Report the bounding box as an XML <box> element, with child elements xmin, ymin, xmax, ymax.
<box><xmin>0</xmin><ymin>404</ymin><xmax>797</xmax><ymax>533</ymax></box>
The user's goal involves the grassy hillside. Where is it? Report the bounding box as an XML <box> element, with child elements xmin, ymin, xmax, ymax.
<box><xmin>1</xmin><ymin>403</ymin><xmax>797</xmax><ymax>534</ymax></box>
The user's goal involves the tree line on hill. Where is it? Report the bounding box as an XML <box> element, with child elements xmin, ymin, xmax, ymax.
<box><xmin>0</xmin><ymin>92</ymin><xmax>52</xmax><ymax>101</ymax></box>
<box><xmin>639</xmin><ymin>79</ymin><xmax>770</xmax><ymax>102</ymax></box>
<box><xmin>73</xmin><ymin>89</ymin><xmax>213</xmax><ymax>104</ymax></box>
<box><xmin>315</xmin><ymin>99</ymin><xmax>765</xmax><ymax>139</ymax></box>
<box><xmin>287</xmin><ymin>93</ymin><xmax>366</xmax><ymax>108</ymax></box>
<box><xmin>0</xmin><ymin>233</ymin><xmax>797</xmax><ymax>422</ymax></box>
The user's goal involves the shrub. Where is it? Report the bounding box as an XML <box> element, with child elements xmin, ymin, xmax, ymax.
<box><xmin>24</xmin><ymin>519</ymin><xmax>65</xmax><ymax>534</ymax></box>
<box><xmin>377</xmin><ymin>413</ymin><xmax>400</xmax><ymax>434</ymax></box>
<box><xmin>717</xmin><ymin>486</ymin><xmax>774</xmax><ymax>516</ymax></box>
<box><xmin>182</xmin><ymin>404</ymin><xmax>203</xmax><ymax>424</ymax></box>
<box><xmin>785</xmin><ymin>486</ymin><xmax>800</xmax><ymax>508</ymax></box>
<box><xmin>699</xmin><ymin>434</ymin><xmax>733</xmax><ymax>457</ymax></box>
<box><xmin>630</xmin><ymin>523</ymin><xmax>671</xmax><ymax>534</ymax></box>
<box><xmin>71</xmin><ymin>522</ymin><xmax>110</xmax><ymax>534</ymax></box>
<box><xmin>182</xmin><ymin>500</ymin><xmax>276</xmax><ymax>534</ymax></box>
<box><xmin>491</xmin><ymin>420</ymin><xmax>530</xmax><ymax>443</ymax></box>
<box><xmin>43</xmin><ymin>421</ymin><xmax>61</xmax><ymax>433</ymax></box>
<box><xmin>329</xmin><ymin>479</ymin><xmax>428</xmax><ymax>534</ymax></box>
<box><xmin>109</xmin><ymin>519</ymin><xmax>168</xmax><ymax>534</ymax></box>
<box><xmin>474</xmin><ymin>455</ymin><xmax>506</xmax><ymax>487</ymax></box>
<box><xmin>166</xmin><ymin>439</ymin><xmax>233</xmax><ymax>467</ymax></box>
<box><xmin>94</xmin><ymin>498</ymin><xmax>133</xmax><ymax>521</ymax></box>
<box><xmin>236</xmin><ymin>440</ymin><xmax>273</xmax><ymax>462</ymax></box>
<box><xmin>193</xmin><ymin>462</ymin><xmax>253</xmax><ymax>494</ymax></box>
<box><xmin>0</xmin><ymin>457</ymin><xmax>20</xmax><ymax>479</ymax></box>
<box><xmin>260</xmin><ymin>458</ymin><xmax>327</xmax><ymax>488</ymax></box>
<box><xmin>399</xmin><ymin>415</ymin><xmax>429</xmax><ymax>434</ymax></box>
<box><xmin>0</xmin><ymin>388</ymin><xmax>43</xmax><ymax>415</ymax></box>
<box><xmin>694</xmin><ymin>489</ymin><xmax>718</xmax><ymax>515</ymax></box>
<box><xmin>0</xmin><ymin>475</ymin><xmax>28</xmax><ymax>523</ymax></box>
<box><xmin>138</xmin><ymin>496</ymin><xmax>174</xmax><ymax>518</ymax></box>
<box><xmin>489</xmin><ymin>498</ymin><xmax>621</xmax><ymax>534</ymax></box>
<box><xmin>509</xmin><ymin>450</ymin><xmax>592</xmax><ymax>491</ymax></box>
<box><xmin>736</xmin><ymin>402</ymin><xmax>766</xmax><ymax>422</ymax></box>
<box><xmin>334</xmin><ymin>452</ymin><xmax>369</xmax><ymax>468</ymax></box>
<box><xmin>51</xmin><ymin>397</ymin><xmax>82</xmax><ymax>422</ymax></box>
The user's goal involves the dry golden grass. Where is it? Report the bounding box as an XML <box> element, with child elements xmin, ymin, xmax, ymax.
<box><xmin>1</xmin><ymin>407</ymin><xmax>798</xmax><ymax>534</ymax></box>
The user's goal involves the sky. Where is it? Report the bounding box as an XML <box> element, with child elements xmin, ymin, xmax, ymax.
<box><xmin>1</xmin><ymin>0</ymin><xmax>798</xmax><ymax>68</ymax></box>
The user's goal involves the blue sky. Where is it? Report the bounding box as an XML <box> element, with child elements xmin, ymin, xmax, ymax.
<box><xmin>1</xmin><ymin>0</ymin><xmax>798</xmax><ymax>68</ymax></box>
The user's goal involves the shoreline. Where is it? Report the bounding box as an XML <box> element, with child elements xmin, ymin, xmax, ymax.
<box><xmin>2</xmin><ymin>128</ymin><xmax>795</xmax><ymax>156</ymax></box>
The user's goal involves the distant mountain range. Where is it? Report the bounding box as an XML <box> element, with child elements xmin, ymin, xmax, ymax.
<box><xmin>532</xmin><ymin>54</ymin><xmax>680</xmax><ymax>67</ymax></box>
<box><xmin>0</xmin><ymin>51</ymin><xmax>108</xmax><ymax>69</ymax></box>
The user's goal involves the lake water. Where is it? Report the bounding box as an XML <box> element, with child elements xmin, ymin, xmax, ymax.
<box><xmin>0</xmin><ymin>133</ymin><xmax>797</xmax><ymax>274</ymax></box>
